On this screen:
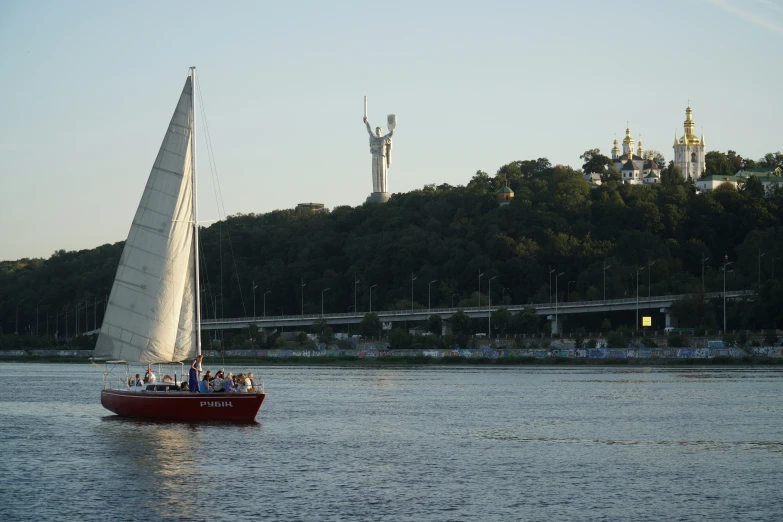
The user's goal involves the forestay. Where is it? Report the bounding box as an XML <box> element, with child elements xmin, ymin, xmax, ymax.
<box><xmin>94</xmin><ymin>77</ymin><xmax>198</xmax><ymax>363</ymax></box>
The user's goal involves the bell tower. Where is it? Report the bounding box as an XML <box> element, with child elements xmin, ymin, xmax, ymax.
<box><xmin>673</xmin><ymin>106</ymin><xmax>706</xmax><ymax>180</ymax></box>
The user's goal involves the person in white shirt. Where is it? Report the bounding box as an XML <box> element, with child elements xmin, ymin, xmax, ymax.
<box><xmin>144</xmin><ymin>368</ymin><xmax>156</xmax><ymax>384</ymax></box>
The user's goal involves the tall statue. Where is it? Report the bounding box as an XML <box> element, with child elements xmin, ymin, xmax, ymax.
<box><xmin>363</xmin><ymin>96</ymin><xmax>395</xmax><ymax>203</ymax></box>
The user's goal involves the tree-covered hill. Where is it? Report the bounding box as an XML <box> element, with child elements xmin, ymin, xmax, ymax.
<box><xmin>2</xmin><ymin>152</ymin><xmax>783</xmax><ymax>336</ymax></box>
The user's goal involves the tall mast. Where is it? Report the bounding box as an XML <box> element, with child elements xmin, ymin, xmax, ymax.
<box><xmin>190</xmin><ymin>66</ymin><xmax>202</xmax><ymax>356</ymax></box>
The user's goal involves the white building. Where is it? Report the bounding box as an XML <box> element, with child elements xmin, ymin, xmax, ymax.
<box><xmin>673</xmin><ymin>106</ymin><xmax>706</xmax><ymax>180</ymax></box>
<box><xmin>696</xmin><ymin>175</ymin><xmax>740</xmax><ymax>193</ymax></box>
<box><xmin>610</xmin><ymin>127</ymin><xmax>662</xmax><ymax>185</ymax></box>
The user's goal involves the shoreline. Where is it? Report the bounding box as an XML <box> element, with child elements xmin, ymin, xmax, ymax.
<box><xmin>2</xmin><ymin>355</ymin><xmax>782</xmax><ymax>366</ymax></box>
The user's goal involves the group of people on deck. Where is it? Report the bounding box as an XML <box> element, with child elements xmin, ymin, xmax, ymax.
<box><xmin>128</xmin><ymin>368</ymin><xmax>156</xmax><ymax>387</ymax></box>
<box><xmin>187</xmin><ymin>354</ymin><xmax>257</xmax><ymax>393</ymax></box>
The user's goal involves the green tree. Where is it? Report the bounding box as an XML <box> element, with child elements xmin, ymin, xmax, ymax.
<box><xmin>427</xmin><ymin>314</ymin><xmax>443</xmax><ymax>337</ymax></box>
<box><xmin>388</xmin><ymin>327</ymin><xmax>412</xmax><ymax>350</ymax></box>
<box><xmin>705</xmin><ymin>151</ymin><xmax>734</xmax><ymax>178</ymax></box>
<box><xmin>515</xmin><ymin>306</ymin><xmax>540</xmax><ymax>334</ymax></box>
<box><xmin>449</xmin><ymin>310</ymin><xmax>472</xmax><ymax>337</ymax></box>
<box><xmin>606</xmin><ymin>331</ymin><xmax>626</xmax><ymax>348</ymax></box>
<box><xmin>661</xmin><ymin>163</ymin><xmax>684</xmax><ymax>187</ymax></box>
<box><xmin>580</xmin><ymin>148</ymin><xmax>613</xmax><ymax>176</ymax></box>
<box><xmin>741</xmin><ymin>175</ymin><xmax>765</xmax><ymax>198</ymax></box>
<box><xmin>490</xmin><ymin>307</ymin><xmax>513</xmax><ymax>336</ymax></box>
<box><xmin>312</xmin><ymin>318</ymin><xmax>334</xmax><ymax>344</ymax></box>
<box><xmin>359</xmin><ymin>312</ymin><xmax>383</xmax><ymax>339</ymax></box>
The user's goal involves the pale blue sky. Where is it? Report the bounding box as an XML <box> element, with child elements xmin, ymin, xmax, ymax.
<box><xmin>1</xmin><ymin>0</ymin><xmax>781</xmax><ymax>260</ymax></box>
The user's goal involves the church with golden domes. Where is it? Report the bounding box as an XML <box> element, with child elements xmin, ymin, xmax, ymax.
<box><xmin>610</xmin><ymin>128</ymin><xmax>661</xmax><ymax>185</ymax></box>
<box><xmin>605</xmin><ymin>106</ymin><xmax>706</xmax><ymax>185</ymax></box>
<box><xmin>673</xmin><ymin>106</ymin><xmax>706</xmax><ymax>180</ymax></box>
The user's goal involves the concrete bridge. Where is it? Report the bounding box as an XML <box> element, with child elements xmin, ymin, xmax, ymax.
<box><xmin>201</xmin><ymin>290</ymin><xmax>751</xmax><ymax>333</ymax></box>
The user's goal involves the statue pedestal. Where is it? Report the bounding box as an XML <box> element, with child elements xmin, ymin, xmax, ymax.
<box><xmin>365</xmin><ymin>192</ymin><xmax>390</xmax><ymax>204</ymax></box>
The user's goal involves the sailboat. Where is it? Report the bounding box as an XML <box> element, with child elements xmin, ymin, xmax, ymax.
<box><xmin>94</xmin><ymin>68</ymin><xmax>265</xmax><ymax>422</ymax></box>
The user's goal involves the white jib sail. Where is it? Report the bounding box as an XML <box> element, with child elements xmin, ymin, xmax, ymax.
<box><xmin>94</xmin><ymin>77</ymin><xmax>198</xmax><ymax>363</ymax></box>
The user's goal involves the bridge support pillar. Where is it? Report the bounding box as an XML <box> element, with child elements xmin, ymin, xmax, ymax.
<box><xmin>661</xmin><ymin>308</ymin><xmax>678</xmax><ymax>329</ymax></box>
<box><xmin>548</xmin><ymin>315</ymin><xmax>564</xmax><ymax>336</ymax></box>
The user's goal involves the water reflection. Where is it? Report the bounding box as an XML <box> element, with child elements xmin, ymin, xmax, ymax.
<box><xmin>95</xmin><ymin>418</ymin><xmax>205</xmax><ymax>518</ymax></box>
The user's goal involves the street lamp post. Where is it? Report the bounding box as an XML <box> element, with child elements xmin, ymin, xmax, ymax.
<box><xmin>478</xmin><ymin>269</ymin><xmax>484</xmax><ymax>310</ymax></box>
<box><xmin>554</xmin><ymin>272</ymin><xmax>564</xmax><ymax>336</ymax></box>
<box><xmin>635</xmin><ymin>266</ymin><xmax>647</xmax><ymax>331</ymax></box>
<box><xmin>263</xmin><ymin>290</ymin><xmax>271</xmax><ymax>317</ymax></box>
<box><xmin>723</xmin><ymin>256</ymin><xmax>734</xmax><ymax>332</ymax></box>
<box><xmin>321</xmin><ymin>288</ymin><xmax>330</xmax><ymax>316</ymax></box>
<box><xmin>603</xmin><ymin>261</ymin><xmax>611</xmax><ymax>301</ymax></box>
<box><xmin>648</xmin><ymin>260</ymin><xmax>657</xmax><ymax>300</ymax></box>
<box><xmin>15</xmin><ymin>298</ymin><xmax>26</xmax><ymax>335</ymax></box>
<box><xmin>411</xmin><ymin>273</ymin><xmax>417</xmax><ymax>312</ymax></box>
<box><xmin>701</xmin><ymin>254</ymin><xmax>710</xmax><ymax>292</ymax></box>
<box><xmin>252</xmin><ymin>280</ymin><xmax>258</xmax><ymax>317</ymax></box>
<box><xmin>549</xmin><ymin>265</ymin><xmax>555</xmax><ymax>304</ymax></box>
<box><xmin>369</xmin><ymin>284</ymin><xmax>377</xmax><ymax>312</ymax></box>
<box><xmin>488</xmin><ymin>276</ymin><xmax>497</xmax><ymax>338</ymax></box>
<box><xmin>428</xmin><ymin>280</ymin><xmax>437</xmax><ymax>312</ymax></box>
<box><xmin>36</xmin><ymin>297</ymin><xmax>47</xmax><ymax>336</ymax></box>
<box><xmin>354</xmin><ymin>277</ymin><xmax>360</xmax><ymax>318</ymax></box>
<box><xmin>300</xmin><ymin>279</ymin><xmax>306</xmax><ymax>316</ymax></box>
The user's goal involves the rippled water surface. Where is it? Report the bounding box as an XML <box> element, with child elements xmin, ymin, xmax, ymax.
<box><xmin>1</xmin><ymin>364</ymin><xmax>783</xmax><ymax>521</ymax></box>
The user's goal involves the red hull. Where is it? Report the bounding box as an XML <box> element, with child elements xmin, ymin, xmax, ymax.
<box><xmin>101</xmin><ymin>389</ymin><xmax>266</xmax><ymax>422</ymax></box>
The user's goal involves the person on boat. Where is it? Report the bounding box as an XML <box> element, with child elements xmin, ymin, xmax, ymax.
<box><xmin>199</xmin><ymin>372</ymin><xmax>212</xmax><ymax>393</ymax></box>
<box><xmin>127</xmin><ymin>376</ymin><xmax>135</xmax><ymax>387</ymax></box>
<box><xmin>189</xmin><ymin>354</ymin><xmax>203</xmax><ymax>393</ymax></box>
<box><xmin>223</xmin><ymin>372</ymin><xmax>236</xmax><ymax>393</ymax></box>
<box><xmin>144</xmin><ymin>367</ymin><xmax>156</xmax><ymax>384</ymax></box>
<box><xmin>134</xmin><ymin>374</ymin><xmax>143</xmax><ymax>387</ymax></box>
<box><xmin>239</xmin><ymin>373</ymin><xmax>252</xmax><ymax>393</ymax></box>
<box><xmin>248</xmin><ymin>372</ymin><xmax>257</xmax><ymax>391</ymax></box>
<box><xmin>211</xmin><ymin>371</ymin><xmax>224</xmax><ymax>392</ymax></box>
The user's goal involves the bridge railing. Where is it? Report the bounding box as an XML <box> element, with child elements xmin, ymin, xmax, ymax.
<box><xmin>201</xmin><ymin>290</ymin><xmax>752</xmax><ymax>326</ymax></box>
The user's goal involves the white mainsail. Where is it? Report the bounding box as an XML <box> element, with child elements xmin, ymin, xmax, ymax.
<box><xmin>94</xmin><ymin>77</ymin><xmax>199</xmax><ymax>363</ymax></box>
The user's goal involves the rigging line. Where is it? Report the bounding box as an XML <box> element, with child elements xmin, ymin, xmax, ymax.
<box><xmin>196</xmin><ymin>76</ymin><xmax>247</xmax><ymax>316</ymax></box>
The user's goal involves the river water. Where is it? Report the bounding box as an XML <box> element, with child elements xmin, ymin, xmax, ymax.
<box><xmin>1</xmin><ymin>364</ymin><xmax>782</xmax><ymax>521</ymax></box>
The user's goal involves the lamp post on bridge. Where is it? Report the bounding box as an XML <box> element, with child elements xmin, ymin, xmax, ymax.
<box><xmin>488</xmin><ymin>276</ymin><xmax>497</xmax><ymax>338</ymax></box>
<box><xmin>723</xmin><ymin>256</ymin><xmax>734</xmax><ymax>332</ymax></box>
<box><xmin>411</xmin><ymin>273</ymin><xmax>416</xmax><ymax>312</ymax></box>
<box><xmin>300</xmin><ymin>279</ymin><xmax>306</xmax><ymax>316</ymax></box>
<box><xmin>701</xmin><ymin>254</ymin><xmax>710</xmax><ymax>292</ymax></box>
<box><xmin>648</xmin><ymin>260</ymin><xmax>657</xmax><ymax>301</ymax></box>
<box><xmin>321</xmin><ymin>288</ymin><xmax>330</xmax><ymax>317</ymax></box>
<box><xmin>554</xmin><ymin>272</ymin><xmax>564</xmax><ymax>336</ymax></box>
<box><xmin>354</xmin><ymin>277</ymin><xmax>360</xmax><ymax>318</ymax></box>
<box><xmin>252</xmin><ymin>280</ymin><xmax>258</xmax><ymax>318</ymax></box>
<box><xmin>635</xmin><ymin>266</ymin><xmax>646</xmax><ymax>332</ymax></box>
<box><xmin>36</xmin><ymin>297</ymin><xmax>47</xmax><ymax>336</ymax></box>
<box><xmin>549</xmin><ymin>265</ymin><xmax>555</xmax><ymax>304</ymax></box>
<box><xmin>478</xmin><ymin>269</ymin><xmax>484</xmax><ymax>310</ymax></box>
<box><xmin>263</xmin><ymin>290</ymin><xmax>271</xmax><ymax>317</ymax></box>
<box><xmin>369</xmin><ymin>284</ymin><xmax>377</xmax><ymax>312</ymax></box>
<box><xmin>15</xmin><ymin>298</ymin><xmax>25</xmax><ymax>335</ymax></box>
<box><xmin>428</xmin><ymin>280</ymin><xmax>437</xmax><ymax>313</ymax></box>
